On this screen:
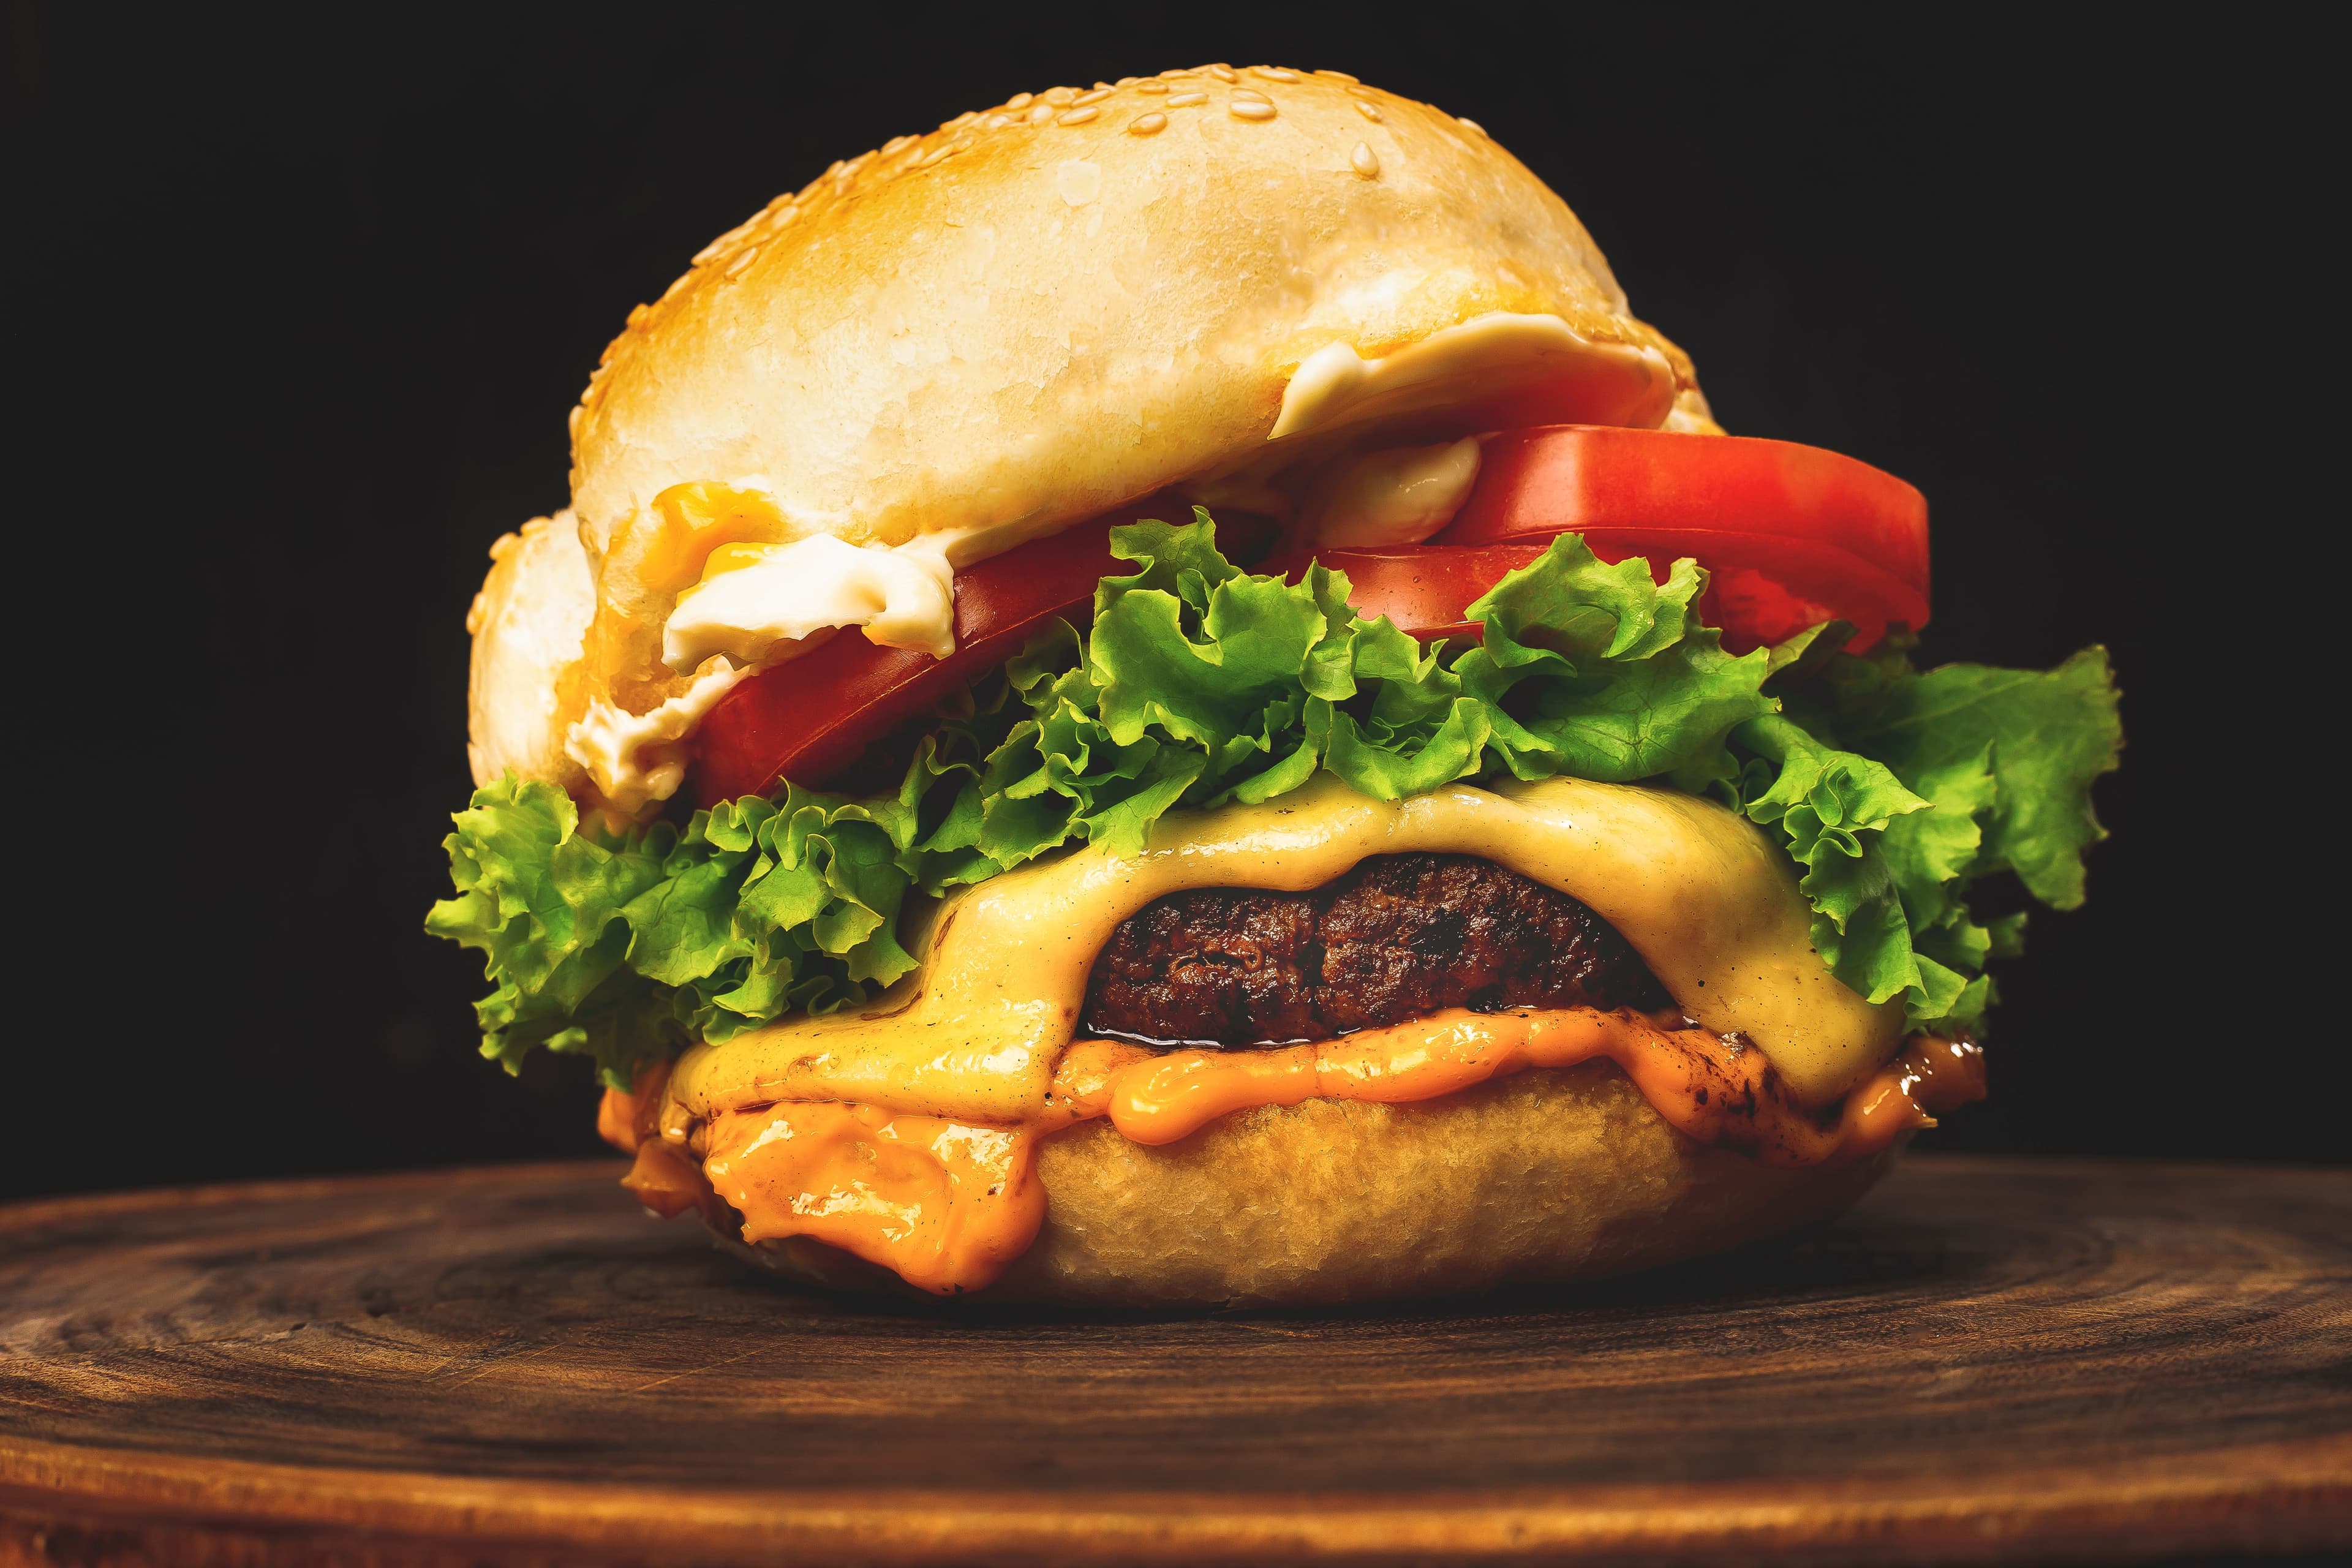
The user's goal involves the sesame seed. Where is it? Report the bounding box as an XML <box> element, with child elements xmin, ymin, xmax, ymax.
<box><xmin>1355</xmin><ymin>100</ymin><xmax>1383</xmax><ymax>122</ymax></box>
<box><xmin>882</xmin><ymin>134</ymin><xmax>916</xmax><ymax>156</ymax></box>
<box><xmin>1027</xmin><ymin>103</ymin><xmax>1055</xmax><ymax>124</ymax></box>
<box><xmin>1072</xmin><ymin>86</ymin><xmax>1114</xmax><ymax>105</ymax></box>
<box><xmin>984</xmin><ymin>113</ymin><xmax>1011</xmax><ymax>129</ymax></box>
<box><xmin>1057</xmin><ymin>106</ymin><xmax>1099</xmax><ymax>126</ymax></box>
<box><xmin>1229</xmin><ymin>99</ymin><xmax>1276</xmax><ymax>121</ymax></box>
<box><xmin>1232</xmin><ymin>87</ymin><xmax>1270</xmax><ymax>102</ymax></box>
<box><xmin>1317</xmin><ymin>69</ymin><xmax>1360</xmax><ymax>83</ymax></box>
<box><xmin>1116</xmin><ymin>75</ymin><xmax>1140</xmax><ymax>86</ymax></box>
<box><xmin>1137</xmin><ymin>80</ymin><xmax>1169</xmax><ymax>93</ymax></box>
<box><xmin>1457</xmin><ymin>116</ymin><xmax>1486</xmax><ymax>135</ymax></box>
<box><xmin>1254</xmin><ymin>66</ymin><xmax>1300</xmax><ymax>81</ymax></box>
<box><xmin>1006</xmin><ymin>92</ymin><xmax>1034</xmax><ymax>109</ymax></box>
<box><xmin>1159</xmin><ymin>67</ymin><xmax>1193</xmax><ymax>78</ymax></box>
<box><xmin>1351</xmin><ymin>141</ymin><xmax>1380</xmax><ymax>177</ymax></box>
<box><xmin>627</xmin><ymin>303</ymin><xmax>650</xmax><ymax>326</ymax></box>
<box><xmin>920</xmin><ymin>143</ymin><xmax>954</xmax><ymax>165</ymax></box>
<box><xmin>1166</xmin><ymin>90</ymin><xmax>1208</xmax><ymax>107</ymax></box>
<box><xmin>691</xmin><ymin>237</ymin><xmax>726</xmax><ymax>265</ymax></box>
<box><xmin>1129</xmin><ymin>111</ymin><xmax>1167</xmax><ymax>135</ymax></box>
<box><xmin>946</xmin><ymin>110</ymin><xmax>979</xmax><ymax>129</ymax></box>
<box><xmin>725</xmin><ymin>246</ymin><xmax>760</xmax><ymax>276</ymax></box>
<box><xmin>1208</xmin><ymin>64</ymin><xmax>1237</xmax><ymax>81</ymax></box>
<box><xmin>1042</xmin><ymin>85</ymin><xmax>1077</xmax><ymax>105</ymax></box>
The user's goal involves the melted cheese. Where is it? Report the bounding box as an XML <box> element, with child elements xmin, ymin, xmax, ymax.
<box><xmin>671</xmin><ymin>774</ymin><xmax>1904</xmax><ymax>1121</ymax></box>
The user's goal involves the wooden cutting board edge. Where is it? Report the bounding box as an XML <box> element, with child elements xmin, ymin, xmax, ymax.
<box><xmin>4</xmin><ymin>1430</ymin><xmax>2348</xmax><ymax>1566</ymax></box>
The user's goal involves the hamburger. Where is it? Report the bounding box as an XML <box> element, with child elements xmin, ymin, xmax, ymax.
<box><xmin>429</xmin><ymin>66</ymin><xmax>2121</xmax><ymax>1305</ymax></box>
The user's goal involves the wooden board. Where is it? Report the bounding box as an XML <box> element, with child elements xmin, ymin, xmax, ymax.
<box><xmin>1</xmin><ymin>1154</ymin><xmax>2346</xmax><ymax>1566</ymax></box>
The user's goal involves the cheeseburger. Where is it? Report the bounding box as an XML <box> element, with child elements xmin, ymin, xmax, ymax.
<box><xmin>430</xmin><ymin>66</ymin><xmax>2120</xmax><ymax>1304</ymax></box>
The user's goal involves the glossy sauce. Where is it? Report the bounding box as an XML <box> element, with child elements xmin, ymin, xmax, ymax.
<box><xmin>699</xmin><ymin>1102</ymin><xmax>1046</xmax><ymax>1294</ymax></box>
<box><xmin>601</xmin><ymin>1016</ymin><xmax>1983</xmax><ymax>1296</ymax></box>
<box><xmin>598</xmin><ymin>1061</ymin><xmax>724</xmax><ymax>1223</ymax></box>
<box><xmin>1063</xmin><ymin>1009</ymin><xmax>1981</xmax><ymax>1166</ymax></box>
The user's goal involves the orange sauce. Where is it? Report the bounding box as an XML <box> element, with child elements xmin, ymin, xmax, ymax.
<box><xmin>598</xmin><ymin>1061</ymin><xmax>725</xmax><ymax>1222</ymax></box>
<box><xmin>599</xmin><ymin>1014</ymin><xmax>1985</xmax><ymax>1295</ymax></box>
<box><xmin>699</xmin><ymin>1103</ymin><xmax>1046</xmax><ymax>1295</ymax></box>
<box><xmin>1074</xmin><ymin>1008</ymin><xmax>1983</xmax><ymax>1167</ymax></box>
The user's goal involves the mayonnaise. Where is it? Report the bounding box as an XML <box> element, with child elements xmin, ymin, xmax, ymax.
<box><xmin>662</xmin><ymin>533</ymin><xmax>957</xmax><ymax>673</ymax></box>
<box><xmin>1305</xmin><ymin>438</ymin><xmax>1482</xmax><ymax>548</ymax></box>
<box><xmin>565</xmin><ymin>659</ymin><xmax>752</xmax><ymax>815</ymax></box>
<box><xmin>1268</xmin><ymin>311</ymin><xmax>1675</xmax><ymax>442</ymax></box>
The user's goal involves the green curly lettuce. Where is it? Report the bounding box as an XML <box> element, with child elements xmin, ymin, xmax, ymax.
<box><xmin>429</xmin><ymin>511</ymin><xmax>2120</xmax><ymax>1085</ymax></box>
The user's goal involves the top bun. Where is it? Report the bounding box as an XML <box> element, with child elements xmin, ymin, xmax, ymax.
<box><xmin>472</xmin><ymin>67</ymin><xmax>1724</xmax><ymax>807</ymax></box>
<box><xmin>568</xmin><ymin>66</ymin><xmax>1711</xmax><ymax>563</ymax></box>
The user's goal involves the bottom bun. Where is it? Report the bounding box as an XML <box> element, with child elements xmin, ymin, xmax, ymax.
<box><xmin>717</xmin><ymin>1061</ymin><xmax>1900</xmax><ymax>1308</ymax></box>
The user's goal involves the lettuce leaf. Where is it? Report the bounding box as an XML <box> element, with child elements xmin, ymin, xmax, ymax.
<box><xmin>431</xmin><ymin>514</ymin><xmax>2120</xmax><ymax>1084</ymax></box>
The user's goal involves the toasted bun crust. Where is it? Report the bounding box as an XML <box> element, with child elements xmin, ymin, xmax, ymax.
<box><xmin>570</xmin><ymin>67</ymin><xmax>1705</xmax><ymax>562</ymax></box>
<box><xmin>720</xmin><ymin>1063</ymin><xmax>1898</xmax><ymax>1307</ymax></box>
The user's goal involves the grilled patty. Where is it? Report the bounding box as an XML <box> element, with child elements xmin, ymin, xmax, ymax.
<box><xmin>1081</xmin><ymin>853</ymin><xmax>1669</xmax><ymax>1047</ymax></box>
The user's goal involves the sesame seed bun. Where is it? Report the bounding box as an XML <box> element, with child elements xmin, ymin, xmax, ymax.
<box><xmin>719</xmin><ymin>1063</ymin><xmax>1900</xmax><ymax>1308</ymax></box>
<box><xmin>569</xmin><ymin>67</ymin><xmax>1709</xmax><ymax>565</ymax></box>
<box><xmin>472</xmin><ymin>67</ymin><xmax>1725</xmax><ymax>797</ymax></box>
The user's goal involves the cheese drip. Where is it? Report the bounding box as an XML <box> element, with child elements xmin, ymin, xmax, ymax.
<box><xmin>670</xmin><ymin>774</ymin><xmax>1905</xmax><ymax>1123</ymax></box>
<box><xmin>604</xmin><ymin>1022</ymin><xmax>1983</xmax><ymax>1297</ymax></box>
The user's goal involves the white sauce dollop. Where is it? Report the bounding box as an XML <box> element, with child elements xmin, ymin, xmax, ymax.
<box><xmin>1306</xmin><ymin>438</ymin><xmax>1483</xmax><ymax>548</ymax></box>
<box><xmin>661</xmin><ymin>533</ymin><xmax>958</xmax><ymax>673</ymax></box>
<box><xmin>565</xmin><ymin>529</ymin><xmax>970</xmax><ymax>813</ymax></box>
<box><xmin>564</xmin><ymin>660</ymin><xmax>752</xmax><ymax>816</ymax></box>
<box><xmin>1268</xmin><ymin>311</ymin><xmax>1674</xmax><ymax>442</ymax></box>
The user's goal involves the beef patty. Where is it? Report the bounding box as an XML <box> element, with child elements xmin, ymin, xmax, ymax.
<box><xmin>1080</xmin><ymin>853</ymin><xmax>1670</xmax><ymax>1048</ymax></box>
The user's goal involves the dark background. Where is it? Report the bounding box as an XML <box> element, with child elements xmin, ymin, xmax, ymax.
<box><xmin>7</xmin><ymin>4</ymin><xmax>2328</xmax><ymax>1199</ymax></box>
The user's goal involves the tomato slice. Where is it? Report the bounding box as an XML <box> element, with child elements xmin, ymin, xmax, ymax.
<box><xmin>688</xmin><ymin>508</ymin><xmax>1272</xmax><ymax>804</ymax></box>
<box><xmin>1428</xmin><ymin>425</ymin><xmax>1928</xmax><ymax>650</ymax></box>
<box><xmin>1256</xmin><ymin>544</ymin><xmax>1551</xmax><ymax>645</ymax></box>
<box><xmin>688</xmin><ymin>429</ymin><xmax>1926</xmax><ymax>802</ymax></box>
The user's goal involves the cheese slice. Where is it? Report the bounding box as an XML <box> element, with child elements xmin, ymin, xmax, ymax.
<box><xmin>669</xmin><ymin>774</ymin><xmax>1903</xmax><ymax>1120</ymax></box>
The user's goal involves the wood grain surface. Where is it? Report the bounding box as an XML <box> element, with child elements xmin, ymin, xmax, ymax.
<box><xmin>1</xmin><ymin>1154</ymin><xmax>2346</xmax><ymax>1566</ymax></box>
